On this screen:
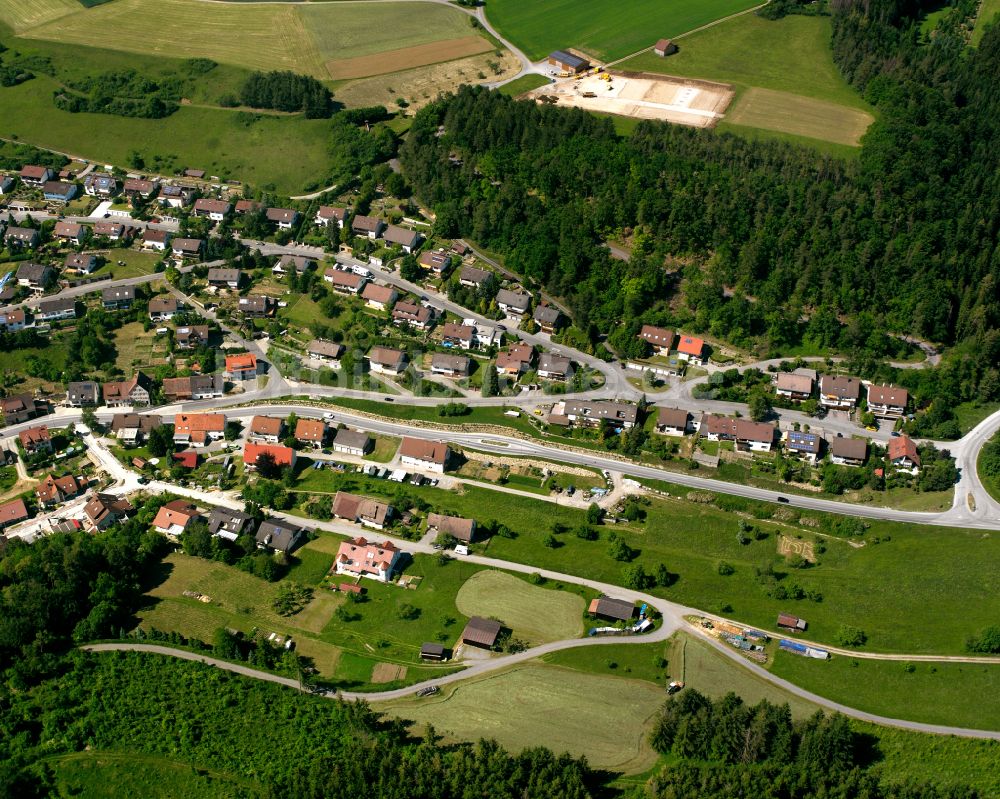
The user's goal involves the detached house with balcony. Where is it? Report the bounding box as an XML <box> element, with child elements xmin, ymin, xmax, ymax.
<box><xmin>819</xmin><ymin>376</ymin><xmax>861</xmax><ymax>410</ymax></box>
<box><xmin>867</xmin><ymin>384</ymin><xmax>909</xmax><ymax>419</ymax></box>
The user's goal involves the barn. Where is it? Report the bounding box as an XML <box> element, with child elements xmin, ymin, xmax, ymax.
<box><xmin>547</xmin><ymin>50</ymin><xmax>590</xmax><ymax>75</ymax></box>
<box><xmin>654</xmin><ymin>38</ymin><xmax>678</xmax><ymax>57</ymax></box>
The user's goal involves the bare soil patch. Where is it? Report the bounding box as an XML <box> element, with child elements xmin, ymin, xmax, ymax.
<box><xmin>371</xmin><ymin>662</ymin><xmax>407</xmax><ymax>683</ymax></box>
<box><xmin>327</xmin><ymin>36</ymin><xmax>491</xmax><ymax>80</ymax></box>
<box><xmin>777</xmin><ymin>534</ymin><xmax>816</xmax><ymax>562</ymax></box>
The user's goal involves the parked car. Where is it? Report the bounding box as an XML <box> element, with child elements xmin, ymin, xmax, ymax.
<box><xmin>777</xmin><ymin>496</ymin><xmax>790</xmax><ymax>503</ymax></box>
<box><xmin>416</xmin><ymin>685</ymin><xmax>439</xmax><ymax>697</ymax></box>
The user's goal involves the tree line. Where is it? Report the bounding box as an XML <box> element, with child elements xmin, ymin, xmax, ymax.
<box><xmin>237</xmin><ymin>70</ymin><xmax>334</xmax><ymax>118</ymax></box>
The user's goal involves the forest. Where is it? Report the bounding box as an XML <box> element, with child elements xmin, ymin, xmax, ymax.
<box><xmin>237</xmin><ymin>70</ymin><xmax>334</xmax><ymax>118</ymax></box>
<box><xmin>400</xmin><ymin>0</ymin><xmax>1000</xmax><ymax>436</ymax></box>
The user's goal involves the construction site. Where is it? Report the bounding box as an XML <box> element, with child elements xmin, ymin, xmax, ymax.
<box><xmin>526</xmin><ymin>69</ymin><xmax>733</xmax><ymax>129</ymax></box>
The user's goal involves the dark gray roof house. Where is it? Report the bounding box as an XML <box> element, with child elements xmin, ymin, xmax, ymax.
<box><xmin>208</xmin><ymin>507</ymin><xmax>258</xmax><ymax>542</ymax></box>
<box><xmin>256</xmin><ymin>519</ymin><xmax>304</xmax><ymax>553</ymax></box>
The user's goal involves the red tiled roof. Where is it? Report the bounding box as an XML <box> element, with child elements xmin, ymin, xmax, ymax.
<box><xmin>243</xmin><ymin>442</ymin><xmax>295</xmax><ymax>467</ymax></box>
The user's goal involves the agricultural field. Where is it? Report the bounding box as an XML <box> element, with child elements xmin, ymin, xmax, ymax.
<box><xmin>454</xmin><ymin>570</ymin><xmax>585</xmax><ymax>645</ymax></box>
<box><xmin>0</xmin><ymin>0</ymin><xmax>78</xmax><ymax>33</ymax></box>
<box><xmin>6</xmin><ymin>0</ymin><xmax>487</xmax><ymax>80</ymax></box>
<box><xmin>487</xmin><ymin>0</ymin><xmax>760</xmax><ymax>63</ymax></box>
<box><xmin>375</xmin><ymin>663</ymin><xmax>664</xmax><ymax>772</ymax></box>
<box><xmin>619</xmin><ymin>15</ymin><xmax>873</xmax><ymax>148</ymax></box>
<box><xmin>770</xmin><ymin>649</ymin><xmax>1000</xmax><ymax>731</ymax></box>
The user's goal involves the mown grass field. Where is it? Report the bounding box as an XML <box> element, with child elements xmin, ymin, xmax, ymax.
<box><xmin>0</xmin><ymin>0</ymin><xmax>78</xmax><ymax>33</ymax></box>
<box><xmin>455</xmin><ymin>570</ymin><xmax>585</xmax><ymax>645</ymax></box>
<box><xmin>375</xmin><ymin>663</ymin><xmax>664</xmax><ymax>772</ymax></box>
<box><xmin>724</xmin><ymin>87</ymin><xmax>874</xmax><ymax>147</ymax></box>
<box><xmin>8</xmin><ymin>0</ymin><xmax>482</xmax><ymax>79</ymax></box>
<box><xmin>770</xmin><ymin>649</ymin><xmax>1000</xmax><ymax>731</ymax></box>
<box><xmin>487</xmin><ymin>0</ymin><xmax>760</xmax><ymax>62</ymax></box>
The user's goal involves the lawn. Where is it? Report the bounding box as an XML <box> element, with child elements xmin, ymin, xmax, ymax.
<box><xmin>88</xmin><ymin>250</ymin><xmax>162</xmax><ymax>281</ymax></box>
<box><xmin>620</xmin><ymin>15</ymin><xmax>868</xmax><ymax>109</ymax></box>
<box><xmin>454</xmin><ymin>570</ymin><xmax>585</xmax><ymax>645</ymax></box>
<box><xmin>973</xmin><ymin>0</ymin><xmax>1000</xmax><ymax>45</ymax></box>
<box><xmin>364</xmin><ymin>434</ymin><xmax>401</xmax><ymax>463</ymax></box>
<box><xmin>0</xmin><ymin>77</ymin><xmax>335</xmax><ymax>195</ymax></box>
<box><xmin>498</xmin><ymin>74</ymin><xmax>551</xmax><ymax>97</ymax></box>
<box><xmin>13</xmin><ymin>0</ymin><xmax>484</xmax><ymax>80</ymax></box>
<box><xmin>43</xmin><ymin>751</ymin><xmax>263</xmax><ymax>799</ymax></box>
<box><xmin>486</xmin><ymin>0</ymin><xmax>760</xmax><ymax>63</ymax></box>
<box><xmin>374</xmin><ymin>663</ymin><xmax>665</xmax><ymax>772</ymax></box>
<box><xmin>770</xmin><ymin>649</ymin><xmax>1000</xmax><ymax>731</ymax></box>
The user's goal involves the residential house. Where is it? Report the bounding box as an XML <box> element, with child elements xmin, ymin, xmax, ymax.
<box><xmin>35</xmin><ymin>473</ymin><xmax>85</xmax><ymax>508</ymax></box>
<box><xmin>334</xmin><ymin>536</ymin><xmax>401</xmax><ymax>582</ymax></box>
<box><xmin>102</xmin><ymin>372</ymin><xmax>152</xmax><ymax>408</ymax></box>
<box><xmin>122</xmin><ymin>178</ymin><xmax>159</xmax><ymax>198</ymax></box>
<box><xmin>35</xmin><ymin>297</ymin><xmax>77</xmax><ymax>322</ymax></box>
<box><xmin>563</xmin><ymin>400</ymin><xmax>638</xmax><ymax>431</ymax></box>
<box><xmin>53</xmin><ymin>220</ymin><xmax>88</xmax><ymax>246</ymax></box>
<box><xmin>775</xmin><ymin>371</ymin><xmax>814</xmax><ymax>401</ymax></box>
<box><xmin>431</xmin><ymin>353</ymin><xmax>470</xmax><ymax>378</ymax></box>
<box><xmin>233</xmin><ymin>198</ymin><xmax>262</xmax><ymax>216</ymax></box>
<box><xmin>243</xmin><ymin>442</ymin><xmax>296</xmax><ymax>470</ymax></box>
<box><xmin>638</xmin><ymin>325</ymin><xmax>675</xmax><ymax>355</ymax></box>
<box><xmin>101</xmin><ymin>285</ymin><xmax>135</xmax><ymax>309</ymax></box>
<box><xmin>702</xmin><ymin>414</ymin><xmax>776</xmax><ymax>452</ymax></box>
<box><xmin>158</xmin><ymin>184</ymin><xmax>196</xmax><ymax>208</ymax></box>
<box><xmin>273</xmin><ymin>254</ymin><xmax>314</xmax><ymax>275</ymax></box>
<box><xmin>382</xmin><ymin>224</ymin><xmax>420</xmax><ymax>253</ymax></box>
<box><xmin>110</xmin><ymin>413</ymin><xmax>162</xmax><ymax>446</ymax></box>
<box><xmin>306</xmin><ymin>339</ymin><xmax>344</xmax><ymax>365</ymax></box>
<box><xmin>537</xmin><ymin>352</ymin><xmax>572</xmax><ymax>381</ymax></box>
<box><xmin>83</xmin><ymin>492</ymin><xmax>133</xmax><ymax>531</ymax></box>
<box><xmin>143</xmin><ymin>228</ymin><xmax>171</xmax><ymax>251</ymax></box>
<box><xmin>171</xmin><ymin>238</ymin><xmax>203</xmax><ymax>260</ymax></box>
<box><xmin>94</xmin><ymin>220</ymin><xmax>126</xmax><ymax>240</ymax></box>
<box><xmin>391</xmin><ymin>300</ymin><xmax>433</xmax><ymax>330</ymax></box>
<box><xmin>266</xmin><ymin>207</ymin><xmax>299</xmax><ymax>230</ymax></box>
<box><xmin>367</xmin><ymin>346</ymin><xmax>407</xmax><ymax>376</ymax></box>
<box><xmin>66</xmin><ymin>381</ymin><xmax>101</xmax><ymax>407</ymax></box>
<box><xmin>819</xmin><ymin>376</ymin><xmax>861</xmax><ymax>410</ymax></box>
<box><xmin>1</xmin><ymin>394</ymin><xmax>47</xmax><ymax>425</ymax></box>
<box><xmin>495</xmin><ymin>343</ymin><xmax>535</xmax><ymax>377</ymax></box>
<box><xmin>426</xmin><ymin>512</ymin><xmax>476</xmax><ymax>543</ymax></box>
<box><xmin>207</xmin><ymin>267</ymin><xmax>242</xmax><ymax>289</ymax></box>
<box><xmin>361</xmin><ymin>282</ymin><xmax>398</xmax><ymax>311</ymax></box>
<box><xmin>173</xmin><ymin>412</ymin><xmax>226</xmax><ymax>446</ymax></box>
<box><xmin>676</xmin><ymin>334</ymin><xmax>707</xmax><ymax>364</ymax></box>
<box><xmin>5</xmin><ymin>227</ymin><xmax>40</xmax><ymax>250</ymax></box>
<box><xmin>16</xmin><ymin>261</ymin><xmax>54</xmax><ymax>291</ymax></box>
<box><xmin>888</xmin><ymin>435</ymin><xmax>921</xmax><ymax>472</ymax></box>
<box><xmin>207</xmin><ymin>507</ymin><xmax>257</xmax><ymax>542</ymax></box>
<box><xmin>255</xmin><ymin>519</ymin><xmax>304</xmax><ymax>553</ymax></box>
<box><xmin>351</xmin><ymin>215</ymin><xmax>385</xmax><ymax>239</ymax></box>
<box><xmin>441</xmin><ymin>322</ymin><xmax>476</xmax><ymax>350</ymax></box>
<box><xmin>192</xmin><ymin>198</ymin><xmax>232</xmax><ymax>221</ymax></box>
<box><xmin>237</xmin><ymin>295</ymin><xmax>273</xmax><ymax>317</ymax></box>
<box><xmin>225</xmin><ymin>352</ymin><xmax>259</xmax><ymax>381</ymax></box>
<box><xmin>175</xmin><ymin>325</ymin><xmax>210</xmax><ymax>349</ymax></box>
<box><xmin>294</xmin><ymin>418</ymin><xmax>326</xmax><ymax>448</ymax></box>
<box><xmin>460</xmin><ymin>616</ymin><xmax>501</xmax><ymax>649</ymax></box>
<box><xmin>459</xmin><ymin>265</ymin><xmax>491</xmax><ymax>288</ymax></box>
<box><xmin>249</xmin><ymin>415</ymin><xmax>284</xmax><ymax>443</ymax></box>
<box><xmin>867</xmin><ymin>384</ymin><xmax>909</xmax><ymax>419</ymax></box>
<box><xmin>161</xmin><ymin>374</ymin><xmax>223</xmax><ymax>401</ymax></box>
<box><xmin>496</xmin><ymin>288</ymin><xmax>530</xmax><ymax>317</ymax></box>
<box><xmin>18</xmin><ymin>425</ymin><xmax>52</xmax><ymax>454</ymax></box>
<box><xmin>42</xmin><ymin>181</ymin><xmax>78</xmax><ymax>203</ymax></box>
<box><xmin>398</xmin><ymin>437</ymin><xmax>450</xmax><ymax>473</ymax></box>
<box><xmin>655</xmin><ymin>407</ymin><xmax>690</xmax><ymax>436</ymax></box>
<box><xmin>829</xmin><ymin>436</ymin><xmax>867</xmax><ymax>467</ymax></box>
<box><xmin>148</xmin><ymin>296</ymin><xmax>180</xmax><ymax>320</ymax></box>
<box><xmin>533</xmin><ymin>304</ymin><xmax>561</xmax><ymax>333</ymax></box>
<box><xmin>0</xmin><ymin>498</ymin><xmax>30</xmax><ymax>530</ymax></box>
<box><xmin>785</xmin><ymin>430</ymin><xmax>821</xmax><ymax>464</ymax></box>
<box><xmin>19</xmin><ymin>165</ymin><xmax>55</xmax><ymax>187</ymax></box>
<box><xmin>332</xmin><ymin>492</ymin><xmax>393</xmax><ymax>530</ymax></box>
<box><xmin>84</xmin><ymin>172</ymin><xmax>119</xmax><ymax>198</ymax></box>
<box><xmin>588</xmin><ymin>596</ymin><xmax>636</xmax><ymax>622</ymax></box>
<box><xmin>152</xmin><ymin>499</ymin><xmax>201</xmax><ymax>536</ymax></box>
<box><xmin>547</xmin><ymin>50</ymin><xmax>590</xmax><ymax>74</ymax></box>
<box><xmin>0</xmin><ymin>307</ymin><xmax>27</xmax><ymax>332</ymax></box>
<box><xmin>66</xmin><ymin>253</ymin><xmax>98</xmax><ymax>273</ymax></box>
<box><xmin>332</xmin><ymin>428</ymin><xmax>372</xmax><ymax>456</ymax></box>
<box><xmin>419</xmin><ymin>250</ymin><xmax>451</xmax><ymax>274</ymax></box>
<box><xmin>324</xmin><ymin>268</ymin><xmax>366</xmax><ymax>294</ymax></box>
<box><xmin>315</xmin><ymin>205</ymin><xmax>349</xmax><ymax>228</ymax></box>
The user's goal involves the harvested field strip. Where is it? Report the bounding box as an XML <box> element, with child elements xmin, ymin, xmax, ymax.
<box><xmin>725</xmin><ymin>87</ymin><xmax>873</xmax><ymax>146</ymax></box>
<box><xmin>454</xmin><ymin>570</ymin><xmax>584</xmax><ymax>645</ymax></box>
<box><xmin>375</xmin><ymin>664</ymin><xmax>664</xmax><ymax>772</ymax></box>
<box><xmin>0</xmin><ymin>0</ymin><xmax>80</xmax><ymax>33</ymax></box>
<box><xmin>326</xmin><ymin>36</ymin><xmax>491</xmax><ymax>80</ymax></box>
